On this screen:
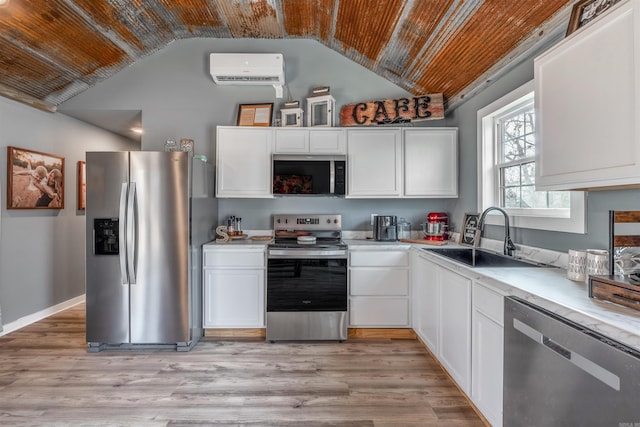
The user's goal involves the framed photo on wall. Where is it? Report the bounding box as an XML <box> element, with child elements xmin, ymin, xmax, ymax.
<box><xmin>461</xmin><ymin>212</ymin><xmax>480</xmax><ymax>246</ymax></box>
<box><xmin>566</xmin><ymin>0</ymin><xmax>622</xmax><ymax>36</ymax></box>
<box><xmin>78</xmin><ymin>161</ymin><xmax>86</xmax><ymax>210</ymax></box>
<box><xmin>7</xmin><ymin>146</ymin><xmax>64</xmax><ymax>209</ymax></box>
<box><xmin>236</xmin><ymin>103</ymin><xmax>273</xmax><ymax>126</ymax></box>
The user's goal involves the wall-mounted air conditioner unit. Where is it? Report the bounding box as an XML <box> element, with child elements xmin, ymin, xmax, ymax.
<box><xmin>209</xmin><ymin>53</ymin><xmax>285</xmax><ymax>98</ymax></box>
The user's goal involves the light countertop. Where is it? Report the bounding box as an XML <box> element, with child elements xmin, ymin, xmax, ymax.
<box><xmin>416</xmin><ymin>247</ymin><xmax>640</xmax><ymax>353</ymax></box>
<box><xmin>203</xmin><ymin>235</ymin><xmax>640</xmax><ymax>351</ymax></box>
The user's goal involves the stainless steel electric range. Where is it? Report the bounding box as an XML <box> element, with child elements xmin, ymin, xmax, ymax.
<box><xmin>266</xmin><ymin>214</ymin><xmax>348</xmax><ymax>342</ymax></box>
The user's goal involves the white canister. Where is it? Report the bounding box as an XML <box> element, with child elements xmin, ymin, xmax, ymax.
<box><xmin>586</xmin><ymin>249</ymin><xmax>609</xmax><ymax>281</ymax></box>
<box><xmin>567</xmin><ymin>249</ymin><xmax>587</xmax><ymax>281</ymax></box>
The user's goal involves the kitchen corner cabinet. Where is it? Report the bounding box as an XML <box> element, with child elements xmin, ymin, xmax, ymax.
<box><xmin>471</xmin><ymin>281</ymin><xmax>504</xmax><ymax>427</ymax></box>
<box><xmin>411</xmin><ymin>250</ymin><xmax>471</xmax><ymax>394</ymax></box>
<box><xmin>349</xmin><ymin>246</ymin><xmax>410</xmax><ymax>327</ymax></box>
<box><xmin>216</xmin><ymin>126</ymin><xmax>273</xmax><ymax>198</ymax></box>
<box><xmin>274</xmin><ymin>128</ymin><xmax>346</xmax><ymax>154</ymax></box>
<box><xmin>347</xmin><ymin>128</ymin><xmax>403</xmax><ymax>197</ymax></box>
<box><xmin>203</xmin><ymin>246</ymin><xmax>266</xmax><ymax>328</ymax></box>
<box><xmin>535</xmin><ymin>0</ymin><xmax>640</xmax><ymax>190</ymax></box>
<box><xmin>403</xmin><ymin>128</ymin><xmax>458</xmax><ymax>197</ymax></box>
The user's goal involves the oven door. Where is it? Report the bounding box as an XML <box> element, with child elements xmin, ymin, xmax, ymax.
<box><xmin>266</xmin><ymin>252</ymin><xmax>348</xmax><ymax>341</ymax></box>
<box><xmin>267</xmin><ymin>257</ymin><xmax>347</xmax><ymax>311</ymax></box>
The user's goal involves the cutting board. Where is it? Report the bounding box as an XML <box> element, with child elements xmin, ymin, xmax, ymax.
<box><xmin>399</xmin><ymin>239</ymin><xmax>447</xmax><ymax>246</ymax></box>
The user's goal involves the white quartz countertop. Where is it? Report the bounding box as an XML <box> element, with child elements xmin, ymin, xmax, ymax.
<box><xmin>416</xmin><ymin>247</ymin><xmax>640</xmax><ymax>352</ymax></box>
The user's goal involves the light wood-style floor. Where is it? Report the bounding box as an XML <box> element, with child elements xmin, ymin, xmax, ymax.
<box><xmin>0</xmin><ymin>303</ymin><xmax>485</xmax><ymax>426</ymax></box>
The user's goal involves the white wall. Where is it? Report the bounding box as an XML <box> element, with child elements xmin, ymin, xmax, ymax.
<box><xmin>0</xmin><ymin>97</ymin><xmax>136</xmax><ymax>327</ymax></box>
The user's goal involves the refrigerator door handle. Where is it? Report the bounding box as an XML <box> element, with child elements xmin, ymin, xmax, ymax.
<box><xmin>119</xmin><ymin>183</ymin><xmax>129</xmax><ymax>284</ymax></box>
<box><xmin>127</xmin><ymin>182</ymin><xmax>137</xmax><ymax>284</ymax></box>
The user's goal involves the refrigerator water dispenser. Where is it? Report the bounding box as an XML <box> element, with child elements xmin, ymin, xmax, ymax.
<box><xmin>94</xmin><ymin>218</ymin><xmax>119</xmax><ymax>255</ymax></box>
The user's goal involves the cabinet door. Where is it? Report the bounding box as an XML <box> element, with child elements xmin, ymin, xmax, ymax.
<box><xmin>216</xmin><ymin>127</ymin><xmax>273</xmax><ymax>198</ymax></box>
<box><xmin>438</xmin><ymin>266</ymin><xmax>471</xmax><ymax>393</ymax></box>
<box><xmin>274</xmin><ymin>129</ymin><xmax>310</xmax><ymax>153</ymax></box>
<box><xmin>403</xmin><ymin>129</ymin><xmax>458</xmax><ymax>197</ymax></box>
<box><xmin>309</xmin><ymin>129</ymin><xmax>346</xmax><ymax>154</ymax></box>
<box><xmin>349</xmin><ymin>297</ymin><xmax>409</xmax><ymax>326</ymax></box>
<box><xmin>472</xmin><ymin>310</ymin><xmax>504</xmax><ymax>427</ymax></box>
<box><xmin>411</xmin><ymin>252</ymin><xmax>439</xmax><ymax>353</ymax></box>
<box><xmin>347</xmin><ymin>129</ymin><xmax>402</xmax><ymax>197</ymax></box>
<box><xmin>203</xmin><ymin>268</ymin><xmax>265</xmax><ymax>328</ymax></box>
<box><xmin>535</xmin><ymin>1</ymin><xmax>640</xmax><ymax>190</ymax></box>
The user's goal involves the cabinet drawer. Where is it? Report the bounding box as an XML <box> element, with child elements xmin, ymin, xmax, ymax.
<box><xmin>350</xmin><ymin>269</ymin><xmax>408</xmax><ymax>295</ymax></box>
<box><xmin>204</xmin><ymin>251</ymin><xmax>264</xmax><ymax>268</ymax></box>
<box><xmin>349</xmin><ymin>297</ymin><xmax>409</xmax><ymax>326</ymax></box>
<box><xmin>473</xmin><ymin>282</ymin><xmax>504</xmax><ymax>326</ymax></box>
<box><xmin>350</xmin><ymin>250</ymin><xmax>409</xmax><ymax>267</ymax></box>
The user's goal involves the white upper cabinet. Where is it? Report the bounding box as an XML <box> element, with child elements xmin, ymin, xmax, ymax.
<box><xmin>403</xmin><ymin>128</ymin><xmax>458</xmax><ymax>197</ymax></box>
<box><xmin>274</xmin><ymin>128</ymin><xmax>346</xmax><ymax>154</ymax></box>
<box><xmin>535</xmin><ymin>0</ymin><xmax>640</xmax><ymax>190</ymax></box>
<box><xmin>274</xmin><ymin>128</ymin><xmax>309</xmax><ymax>153</ymax></box>
<box><xmin>216</xmin><ymin>126</ymin><xmax>273</xmax><ymax>198</ymax></box>
<box><xmin>347</xmin><ymin>127</ymin><xmax>458</xmax><ymax>198</ymax></box>
<box><xmin>347</xmin><ymin>128</ymin><xmax>403</xmax><ymax>197</ymax></box>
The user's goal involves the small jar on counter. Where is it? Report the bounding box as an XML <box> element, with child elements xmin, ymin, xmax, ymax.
<box><xmin>397</xmin><ymin>218</ymin><xmax>411</xmax><ymax>240</ymax></box>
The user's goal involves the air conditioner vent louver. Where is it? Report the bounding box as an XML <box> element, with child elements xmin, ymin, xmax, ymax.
<box><xmin>215</xmin><ymin>75</ymin><xmax>281</xmax><ymax>83</ymax></box>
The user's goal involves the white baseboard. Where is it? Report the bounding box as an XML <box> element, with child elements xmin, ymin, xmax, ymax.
<box><xmin>0</xmin><ymin>294</ymin><xmax>85</xmax><ymax>337</ymax></box>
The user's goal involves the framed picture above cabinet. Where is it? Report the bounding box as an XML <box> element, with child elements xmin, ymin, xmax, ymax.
<box><xmin>566</xmin><ymin>0</ymin><xmax>623</xmax><ymax>35</ymax></box>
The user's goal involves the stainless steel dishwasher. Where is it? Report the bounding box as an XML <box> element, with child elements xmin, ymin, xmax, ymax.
<box><xmin>504</xmin><ymin>297</ymin><xmax>640</xmax><ymax>427</ymax></box>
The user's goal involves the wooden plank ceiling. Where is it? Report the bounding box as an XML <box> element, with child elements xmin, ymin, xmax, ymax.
<box><xmin>0</xmin><ymin>0</ymin><xmax>575</xmax><ymax>113</ymax></box>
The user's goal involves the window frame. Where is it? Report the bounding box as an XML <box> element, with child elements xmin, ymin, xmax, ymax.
<box><xmin>477</xmin><ymin>80</ymin><xmax>586</xmax><ymax>234</ymax></box>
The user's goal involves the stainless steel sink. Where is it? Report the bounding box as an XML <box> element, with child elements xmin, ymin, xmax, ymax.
<box><xmin>425</xmin><ymin>247</ymin><xmax>545</xmax><ymax>268</ymax></box>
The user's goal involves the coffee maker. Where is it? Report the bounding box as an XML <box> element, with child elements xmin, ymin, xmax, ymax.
<box><xmin>373</xmin><ymin>215</ymin><xmax>397</xmax><ymax>241</ymax></box>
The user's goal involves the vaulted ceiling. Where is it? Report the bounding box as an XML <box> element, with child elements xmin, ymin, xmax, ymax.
<box><xmin>0</xmin><ymin>0</ymin><xmax>575</xmax><ymax>114</ymax></box>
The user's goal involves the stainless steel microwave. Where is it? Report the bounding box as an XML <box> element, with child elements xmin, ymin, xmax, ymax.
<box><xmin>272</xmin><ymin>154</ymin><xmax>346</xmax><ymax>196</ymax></box>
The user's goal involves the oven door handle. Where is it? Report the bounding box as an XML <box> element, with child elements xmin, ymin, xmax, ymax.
<box><xmin>268</xmin><ymin>249</ymin><xmax>348</xmax><ymax>259</ymax></box>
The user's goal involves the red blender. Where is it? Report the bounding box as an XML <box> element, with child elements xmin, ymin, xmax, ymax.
<box><xmin>424</xmin><ymin>212</ymin><xmax>449</xmax><ymax>241</ymax></box>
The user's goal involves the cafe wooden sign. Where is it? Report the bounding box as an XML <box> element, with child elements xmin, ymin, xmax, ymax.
<box><xmin>340</xmin><ymin>93</ymin><xmax>444</xmax><ymax>126</ymax></box>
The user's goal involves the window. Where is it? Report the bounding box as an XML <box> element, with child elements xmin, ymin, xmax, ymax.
<box><xmin>478</xmin><ymin>81</ymin><xmax>586</xmax><ymax>233</ymax></box>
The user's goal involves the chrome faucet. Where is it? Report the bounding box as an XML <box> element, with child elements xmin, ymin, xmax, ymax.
<box><xmin>476</xmin><ymin>207</ymin><xmax>517</xmax><ymax>257</ymax></box>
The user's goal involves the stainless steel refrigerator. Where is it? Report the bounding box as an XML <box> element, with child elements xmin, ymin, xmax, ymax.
<box><xmin>85</xmin><ymin>151</ymin><xmax>201</xmax><ymax>351</ymax></box>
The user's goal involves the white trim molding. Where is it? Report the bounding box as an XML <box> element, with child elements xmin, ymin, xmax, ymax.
<box><xmin>477</xmin><ymin>80</ymin><xmax>587</xmax><ymax>234</ymax></box>
<box><xmin>0</xmin><ymin>295</ymin><xmax>85</xmax><ymax>337</ymax></box>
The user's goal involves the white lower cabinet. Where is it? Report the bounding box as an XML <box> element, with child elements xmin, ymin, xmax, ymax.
<box><xmin>349</xmin><ymin>246</ymin><xmax>410</xmax><ymax>327</ymax></box>
<box><xmin>471</xmin><ymin>282</ymin><xmax>504</xmax><ymax>427</ymax></box>
<box><xmin>439</xmin><ymin>266</ymin><xmax>472</xmax><ymax>393</ymax></box>
<box><xmin>411</xmin><ymin>251</ymin><xmax>471</xmax><ymax>394</ymax></box>
<box><xmin>203</xmin><ymin>246</ymin><xmax>266</xmax><ymax>328</ymax></box>
<box><xmin>411</xmin><ymin>250</ymin><xmax>439</xmax><ymax>351</ymax></box>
